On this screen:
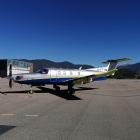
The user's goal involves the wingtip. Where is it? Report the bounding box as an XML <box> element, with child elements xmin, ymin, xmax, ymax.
<box><xmin>127</xmin><ymin>58</ymin><xmax>132</xmax><ymax>60</ymax></box>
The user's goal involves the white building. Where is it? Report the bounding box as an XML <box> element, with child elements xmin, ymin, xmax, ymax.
<box><xmin>0</xmin><ymin>59</ymin><xmax>33</xmax><ymax>78</ymax></box>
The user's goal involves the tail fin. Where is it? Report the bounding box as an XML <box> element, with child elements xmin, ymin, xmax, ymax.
<box><xmin>103</xmin><ymin>58</ymin><xmax>132</xmax><ymax>71</ymax></box>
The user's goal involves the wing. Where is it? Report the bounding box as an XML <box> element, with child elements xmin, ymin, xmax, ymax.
<box><xmin>57</xmin><ymin>69</ymin><xmax>118</xmax><ymax>85</ymax></box>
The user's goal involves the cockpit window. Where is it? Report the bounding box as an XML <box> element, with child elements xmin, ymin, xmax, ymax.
<box><xmin>42</xmin><ymin>69</ymin><xmax>48</xmax><ymax>74</ymax></box>
<box><xmin>37</xmin><ymin>69</ymin><xmax>49</xmax><ymax>74</ymax></box>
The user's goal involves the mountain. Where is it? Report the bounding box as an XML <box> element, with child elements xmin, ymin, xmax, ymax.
<box><xmin>16</xmin><ymin>59</ymin><xmax>94</xmax><ymax>72</ymax></box>
<box><xmin>117</xmin><ymin>63</ymin><xmax>140</xmax><ymax>73</ymax></box>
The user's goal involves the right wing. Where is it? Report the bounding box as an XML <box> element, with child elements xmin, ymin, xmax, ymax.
<box><xmin>57</xmin><ymin>69</ymin><xmax>118</xmax><ymax>85</ymax></box>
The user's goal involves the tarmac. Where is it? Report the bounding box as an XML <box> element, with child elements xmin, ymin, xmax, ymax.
<box><xmin>0</xmin><ymin>78</ymin><xmax>140</xmax><ymax>140</ymax></box>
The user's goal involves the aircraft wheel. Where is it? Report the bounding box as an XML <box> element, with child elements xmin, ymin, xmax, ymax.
<box><xmin>69</xmin><ymin>89</ymin><xmax>75</xmax><ymax>95</ymax></box>
<box><xmin>29</xmin><ymin>90</ymin><xmax>33</xmax><ymax>94</ymax></box>
<box><xmin>55</xmin><ymin>86</ymin><xmax>60</xmax><ymax>91</ymax></box>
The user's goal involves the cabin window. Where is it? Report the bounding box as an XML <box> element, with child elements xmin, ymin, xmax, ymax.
<box><xmin>63</xmin><ymin>71</ymin><xmax>66</xmax><ymax>75</ymax></box>
<box><xmin>70</xmin><ymin>71</ymin><xmax>73</xmax><ymax>75</ymax></box>
<box><xmin>78</xmin><ymin>72</ymin><xmax>80</xmax><ymax>75</ymax></box>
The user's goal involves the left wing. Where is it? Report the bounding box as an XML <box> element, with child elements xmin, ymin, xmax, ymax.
<box><xmin>57</xmin><ymin>69</ymin><xmax>118</xmax><ymax>85</ymax></box>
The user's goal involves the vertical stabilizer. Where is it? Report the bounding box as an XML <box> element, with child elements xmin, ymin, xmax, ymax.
<box><xmin>86</xmin><ymin>58</ymin><xmax>132</xmax><ymax>72</ymax></box>
<box><xmin>103</xmin><ymin>58</ymin><xmax>132</xmax><ymax>71</ymax></box>
<box><xmin>105</xmin><ymin>62</ymin><xmax>118</xmax><ymax>71</ymax></box>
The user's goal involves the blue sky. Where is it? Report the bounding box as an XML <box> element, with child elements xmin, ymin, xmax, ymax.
<box><xmin>0</xmin><ymin>0</ymin><xmax>140</xmax><ymax>67</ymax></box>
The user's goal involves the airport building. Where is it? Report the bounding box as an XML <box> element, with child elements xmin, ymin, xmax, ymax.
<box><xmin>0</xmin><ymin>59</ymin><xmax>33</xmax><ymax>78</ymax></box>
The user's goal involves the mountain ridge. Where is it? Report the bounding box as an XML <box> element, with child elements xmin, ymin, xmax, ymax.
<box><xmin>14</xmin><ymin>59</ymin><xmax>140</xmax><ymax>74</ymax></box>
<box><xmin>117</xmin><ymin>62</ymin><xmax>140</xmax><ymax>73</ymax></box>
<box><xmin>15</xmin><ymin>59</ymin><xmax>94</xmax><ymax>72</ymax></box>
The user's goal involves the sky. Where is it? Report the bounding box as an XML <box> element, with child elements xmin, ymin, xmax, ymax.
<box><xmin>0</xmin><ymin>0</ymin><xmax>140</xmax><ymax>67</ymax></box>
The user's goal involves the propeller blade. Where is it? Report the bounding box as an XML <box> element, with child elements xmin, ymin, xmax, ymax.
<box><xmin>9</xmin><ymin>64</ymin><xmax>12</xmax><ymax>89</ymax></box>
<box><xmin>9</xmin><ymin>79</ymin><xmax>12</xmax><ymax>89</ymax></box>
<box><xmin>9</xmin><ymin>64</ymin><xmax>12</xmax><ymax>76</ymax></box>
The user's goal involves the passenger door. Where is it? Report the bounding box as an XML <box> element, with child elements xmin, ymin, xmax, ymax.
<box><xmin>50</xmin><ymin>69</ymin><xmax>57</xmax><ymax>82</ymax></box>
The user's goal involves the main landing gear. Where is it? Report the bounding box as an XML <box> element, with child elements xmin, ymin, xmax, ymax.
<box><xmin>68</xmin><ymin>84</ymin><xmax>75</xmax><ymax>95</ymax></box>
<box><xmin>53</xmin><ymin>84</ymin><xmax>60</xmax><ymax>91</ymax></box>
<box><xmin>53</xmin><ymin>84</ymin><xmax>75</xmax><ymax>94</ymax></box>
<box><xmin>27</xmin><ymin>85</ymin><xmax>35</xmax><ymax>94</ymax></box>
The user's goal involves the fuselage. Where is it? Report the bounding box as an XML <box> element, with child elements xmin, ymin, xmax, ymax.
<box><xmin>8</xmin><ymin>68</ymin><xmax>107</xmax><ymax>85</ymax></box>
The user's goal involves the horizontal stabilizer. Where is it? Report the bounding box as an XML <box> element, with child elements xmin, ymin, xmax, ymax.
<box><xmin>102</xmin><ymin>58</ymin><xmax>132</xmax><ymax>64</ymax></box>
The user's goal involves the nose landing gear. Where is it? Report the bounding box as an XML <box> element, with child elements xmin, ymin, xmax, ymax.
<box><xmin>27</xmin><ymin>85</ymin><xmax>35</xmax><ymax>94</ymax></box>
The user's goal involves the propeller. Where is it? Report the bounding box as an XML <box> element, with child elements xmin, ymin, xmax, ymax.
<box><xmin>9</xmin><ymin>64</ymin><xmax>12</xmax><ymax>89</ymax></box>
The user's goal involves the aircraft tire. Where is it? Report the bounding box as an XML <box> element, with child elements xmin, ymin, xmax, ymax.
<box><xmin>29</xmin><ymin>91</ymin><xmax>33</xmax><ymax>94</ymax></box>
<box><xmin>69</xmin><ymin>90</ymin><xmax>75</xmax><ymax>95</ymax></box>
<box><xmin>55</xmin><ymin>86</ymin><xmax>60</xmax><ymax>91</ymax></box>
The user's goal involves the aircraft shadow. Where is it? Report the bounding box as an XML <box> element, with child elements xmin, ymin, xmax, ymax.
<box><xmin>37</xmin><ymin>87</ymin><xmax>82</xmax><ymax>100</ymax></box>
<box><xmin>75</xmin><ymin>87</ymin><xmax>98</xmax><ymax>91</ymax></box>
<box><xmin>37</xmin><ymin>87</ymin><xmax>98</xmax><ymax>100</ymax></box>
<box><xmin>0</xmin><ymin>125</ymin><xmax>17</xmax><ymax>135</ymax></box>
<box><xmin>1</xmin><ymin>89</ymin><xmax>81</xmax><ymax>100</ymax></box>
<box><xmin>1</xmin><ymin>87</ymin><xmax>98</xmax><ymax>100</ymax></box>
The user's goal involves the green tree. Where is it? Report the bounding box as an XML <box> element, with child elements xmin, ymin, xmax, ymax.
<box><xmin>114</xmin><ymin>69</ymin><xmax>137</xmax><ymax>79</ymax></box>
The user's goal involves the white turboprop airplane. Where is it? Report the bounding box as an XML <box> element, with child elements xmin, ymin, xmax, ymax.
<box><xmin>6</xmin><ymin>58</ymin><xmax>132</xmax><ymax>94</ymax></box>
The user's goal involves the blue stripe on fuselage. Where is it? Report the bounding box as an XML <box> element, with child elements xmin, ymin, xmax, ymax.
<box><xmin>92</xmin><ymin>76</ymin><xmax>106</xmax><ymax>81</ymax></box>
<box><xmin>16</xmin><ymin>77</ymin><xmax>76</xmax><ymax>85</ymax></box>
<box><xmin>16</xmin><ymin>76</ymin><xmax>107</xmax><ymax>85</ymax></box>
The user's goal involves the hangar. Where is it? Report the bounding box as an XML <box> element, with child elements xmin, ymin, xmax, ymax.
<box><xmin>0</xmin><ymin>59</ymin><xmax>33</xmax><ymax>78</ymax></box>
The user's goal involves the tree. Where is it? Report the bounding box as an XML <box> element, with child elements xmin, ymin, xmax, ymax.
<box><xmin>114</xmin><ymin>69</ymin><xmax>137</xmax><ymax>79</ymax></box>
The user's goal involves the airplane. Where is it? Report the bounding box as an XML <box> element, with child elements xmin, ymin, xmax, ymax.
<box><xmin>5</xmin><ymin>58</ymin><xmax>132</xmax><ymax>94</ymax></box>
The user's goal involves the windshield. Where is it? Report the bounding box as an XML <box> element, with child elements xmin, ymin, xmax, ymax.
<box><xmin>36</xmin><ymin>69</ymin><xmax>49</xmax><ymax>74</ymax></box>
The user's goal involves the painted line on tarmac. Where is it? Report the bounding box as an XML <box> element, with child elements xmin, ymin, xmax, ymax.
<box><xmin>1</xmin><ymin>114</ymin><xmax>14</xmax><ymax>116</ymax></box>
<box><xmin>78</xmin><ymin>88</ymin><xmax>140</xmax><ymax>92</ymax></box>
<box><xmin>96</xmin><ymin>88</ymin><xmax>139</xmax><ymax>91</ymax></box>
<box><xmin>7</xmin><ymin>94</ymin><xmax>33</xmax><ymax>95</ymax></box>
<box><xmin>4</xmin><ymin>102</ymin><xmax>10</xmax><ymax>104</ymax></box>
<box><xmin>25</xmin><ymin>115</ymin><xmax>38</xmax><ymax>117</ymax></box>
<box><xmin>104</xmin><ymin>88</ymin><xmax>139</xmax><ymax>91</ymax></box>
<box><xmin>1</xmin><ymin>114</ymin><xmax>39</xmax><ymax>117</ymax></box>
<box><xmin>16</xmin><ymin>99</ymin><xmax>21</xmax><ymax>101</ymax></box>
